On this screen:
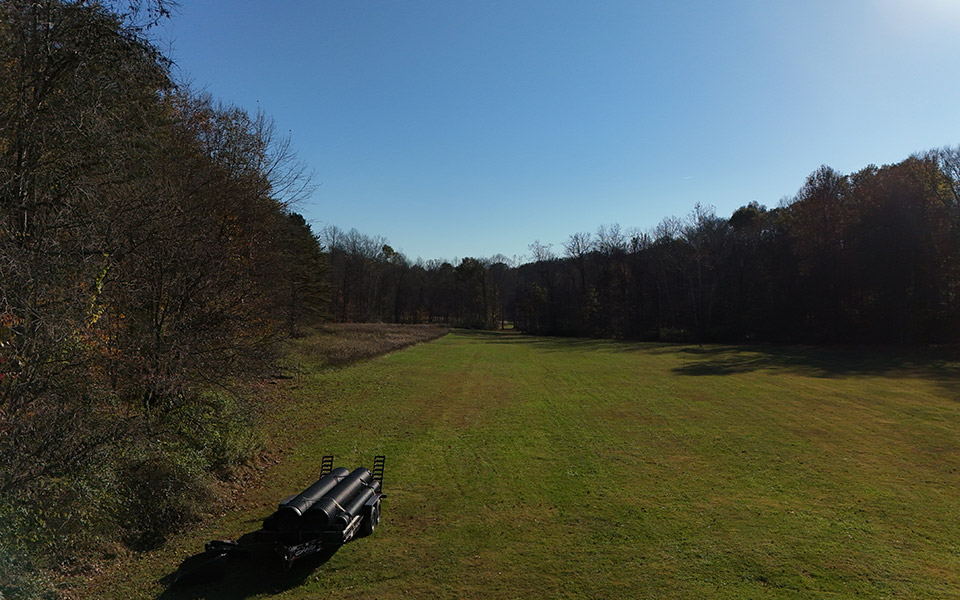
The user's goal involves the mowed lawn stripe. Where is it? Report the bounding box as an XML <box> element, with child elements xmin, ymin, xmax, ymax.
<box><xmin>92</xmin><ymin>331</ymin><xmax>960</xmax><ymax>599</ymax></box>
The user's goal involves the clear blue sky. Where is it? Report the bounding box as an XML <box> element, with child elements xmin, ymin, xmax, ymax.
<box><xmin>159</xmin><ymin>1</ymin><xmax>960</xmax><ymax>263</ymax></box>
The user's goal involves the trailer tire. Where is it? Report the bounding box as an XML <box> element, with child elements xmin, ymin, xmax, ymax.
<box><xmin>360</xmin><ymin>500</ymin><xmax>380</xmax><ymax>536</ymax></box>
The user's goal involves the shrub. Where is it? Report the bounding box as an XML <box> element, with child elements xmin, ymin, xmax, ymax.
<box><xmin>0</xmin><ymin>501</ymin><xmax>56</xmax><ymax>600</ymax></box>
<box><xmin>175</xmin><ymin>391</ymin><xmax>264</xmax><ymax>480</ymax></box>
<box><xmin>117</xmin><ymin>444</ymin><xmax>214</xmax><ymax>550</ymax></box>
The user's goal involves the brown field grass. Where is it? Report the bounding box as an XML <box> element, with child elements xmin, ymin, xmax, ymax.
<box><xmin>290</xmin><ymin>323</ymin><xmax>451</xmax><ymax>368</ymax></box>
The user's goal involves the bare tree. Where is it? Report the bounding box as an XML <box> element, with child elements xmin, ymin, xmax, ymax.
<box><xmin>563</xmin><ymin>232</ymin><xmax>592</xmax><ymax>296</ymax></box>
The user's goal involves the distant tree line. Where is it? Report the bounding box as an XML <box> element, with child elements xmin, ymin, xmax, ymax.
<box><xmin>327</xmin><ymin>151</ymin><xmax>960</xmax><ymax>344</ymax></box>
<box><xmin>0</xmin><ymin>1</ymin><xmax>328</xmax><ymax>594</ymax></box>
<box><xmin>321</xmin><ymin>226</ymin><xmax>512</xmax><ymax>329</ymax></box>
<box><xmin>514</xmin><ymin>154</ymin><xmax>960</xmax><ymax>343</ymax></box>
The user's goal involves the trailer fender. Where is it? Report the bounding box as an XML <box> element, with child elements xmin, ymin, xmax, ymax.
<box><xmin>359</xmin><ymin>495</ymin><xmax>383</xmax><ymax>537</ymax></box>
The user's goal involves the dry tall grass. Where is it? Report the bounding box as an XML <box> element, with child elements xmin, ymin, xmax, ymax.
<box><xmin>292</xmin><ymin>323</ymin><xmax>450</xmax><ymax>368</ymax></box>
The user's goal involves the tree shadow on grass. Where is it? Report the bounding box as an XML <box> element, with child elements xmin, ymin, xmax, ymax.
<box><xmin>667</xmin><ymin>343</ymin><xmax>947</xmax><ymax>375</ymax></box>
<box><xmin>453</xmin><ymin>328</ymin><xmax>653</xmax><ymax>354</ymax></box>
<box><xmin>455</xmin><ymin>329</ymin><xmax>960</xmax><ymax>395</ymax></box>
<box><xmin>667</xmin><ymin>343</ymin><xmax>960</xmax><ymax>394</ymax></box>
<box><xmin>154</xmin><ymin>532</ymin><xmax>340</xmax><ymax>600</ymax></box>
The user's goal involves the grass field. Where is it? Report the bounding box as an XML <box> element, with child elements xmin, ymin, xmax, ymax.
<box><xmin>81</xmin><ymin>330</ymin><xmax>960</xmax><ymax>599</ymax></box>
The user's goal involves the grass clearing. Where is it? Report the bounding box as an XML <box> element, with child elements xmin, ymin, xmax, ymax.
<box><xmin>81</xmin><ymin>331</ymin><xmax>960</xmax><ymax>599</ymax></box>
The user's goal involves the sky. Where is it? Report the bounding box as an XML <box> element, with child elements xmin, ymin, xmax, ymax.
<box><xmin>158</xmin><ymin>1</ymin><xmax>960</xmax><ymax>263</ymax></box>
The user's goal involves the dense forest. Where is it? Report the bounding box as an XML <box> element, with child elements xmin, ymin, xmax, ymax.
<box><xmin>0</xmin><ymin>1</ymin><xmax>329</xmax><ymax>595</ymax></box>
<box><xmin>326</xmin><ymin>153</ymin><xmax>960</xmax><ymax>344</ymax></box>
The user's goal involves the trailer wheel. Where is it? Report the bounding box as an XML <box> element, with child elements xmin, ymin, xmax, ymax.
<box><xmin>360</xmin><ymin>500</ymin><xmax>380</xmax><ymax>536</ymax></box>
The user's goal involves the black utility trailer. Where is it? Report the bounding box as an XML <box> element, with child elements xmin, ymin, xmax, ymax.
<box><xmin>174</xmin><ymin>455</ymin><xmax>385</xmax><ymax>585</ymax></box>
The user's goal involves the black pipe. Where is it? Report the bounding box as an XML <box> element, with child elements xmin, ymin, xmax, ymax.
<box><xmin>303</xmin><ymin>467</ymin><xmax>374</xmax><ymax>529</ymax></box>
<box><xmin>271</xmin><ymin>467</ymin><xmax>351</xmax><ymax>530</ymax></box>
<box><xmin>341</xmin><ymin>486</ymin><xmax>376</xmax><ymax>524</ymax></box>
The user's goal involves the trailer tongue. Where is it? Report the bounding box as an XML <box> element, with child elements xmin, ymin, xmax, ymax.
<box><xmin>173</xmin><ymin>455</ymin><xmax>385</xmax><ymax>585</ymax></box>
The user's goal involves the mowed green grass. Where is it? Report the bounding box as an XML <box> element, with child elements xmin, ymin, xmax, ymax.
<box><xmin>90</xmin><ymin>331</ymin><xmax>960</xmax><ymax>599</ymax></box>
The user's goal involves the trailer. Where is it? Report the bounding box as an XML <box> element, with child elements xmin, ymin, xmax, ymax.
<box><xmin>173</xmin><ymin>455</ymin><xmax>385</xmax><ymax>585</ymax></box>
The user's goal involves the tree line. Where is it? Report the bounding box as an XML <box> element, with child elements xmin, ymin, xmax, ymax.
<box><xmin>326</xmin><ymin>151</ymin><xmax>960</xmax><ymax>345</ymax></box>
<box><xmin>1</xmin><ymin>1</ymin><xmax>328</xmax><ymax>594</ymax></box>
<box><xmin>321</xmin><ymin>226</ymin><xmax>512</xmax><ymax>329</ymax></box>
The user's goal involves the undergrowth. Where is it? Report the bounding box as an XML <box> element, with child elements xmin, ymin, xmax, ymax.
<box><xmin>2</xmin><ymin>324</ymin><xmax>449</xmax><ymax>599</ymax></box>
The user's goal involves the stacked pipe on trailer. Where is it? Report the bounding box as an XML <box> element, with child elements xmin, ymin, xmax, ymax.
<box><xmin>263</xmin><ymin>466</ymin><xmax>379</xmax><ymax>532</ymax></box>
<box><xmin>262</xmin><ymin>467</ymin><xmax>350</xmax><ymax>531</ymax></box>
<box><xmin>303</xmin><ymin>467</ymin><xmax>377</xmax><ymax>529</ymax></box>
<box><xmin>175</xmin><ymin>457</ymin><xmax>385</xmax><ymax>585</ymax></box>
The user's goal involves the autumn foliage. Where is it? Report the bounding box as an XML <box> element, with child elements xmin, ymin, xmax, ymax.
<box><xmin>329</xmin><ymin>155</ymin><xmax>960</xmax><ymax>345</ymax></box>
<box><xmin>0</xmin><ymin>1</ymin><xmax>328</xmax><ymax>593</ymax></box>
<box><xmin>506</xmin><ymin>156</ymin><xmax>960</xmax><ymax>343</ymax></box>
